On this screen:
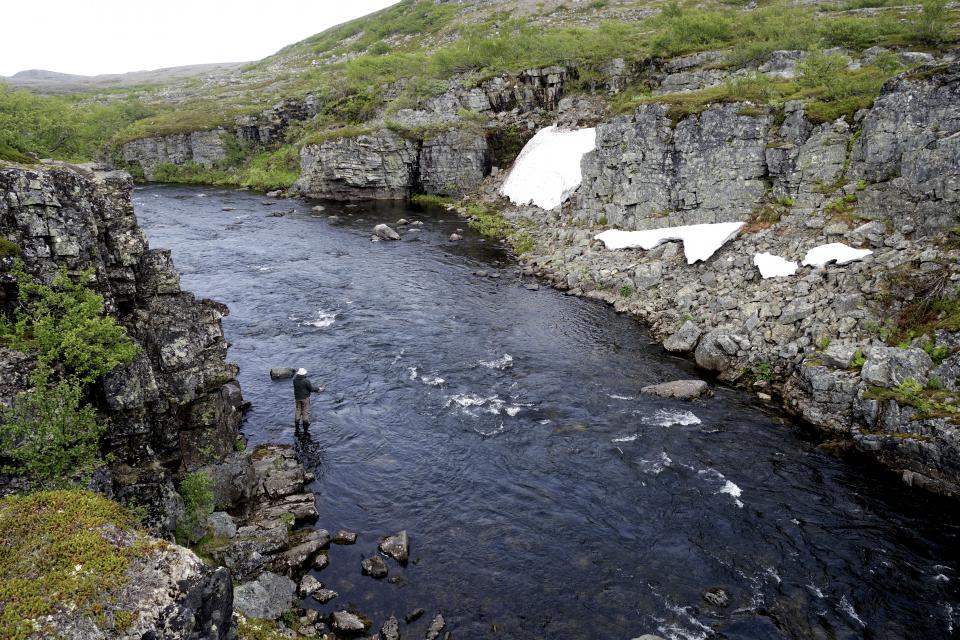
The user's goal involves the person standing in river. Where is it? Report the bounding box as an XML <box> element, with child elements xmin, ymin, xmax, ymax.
<box><xmin>293</xmin><ymin>368</ymin><xmax>323</xmax><ymax>429</ymax></box>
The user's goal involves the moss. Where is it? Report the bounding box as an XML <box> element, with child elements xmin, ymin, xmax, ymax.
<box><xmin>236</xmin><ymin>614</ymin><xmax>292</xmax><ymax>640</ymax></box>
<box><xmin>864</xmin><ymin>379</ymin><xmax>960</xmax><ymax>422</ymax></box>
<box><xmin>463</xmin><ymin>201</ymin><xmax>537</xmax><ymax>256</ymax></box>
<box><xmin>0</xmin><ymin>144</ymin><xmax>35</xmax><ymax>164</ymax></box>
<box><xmin>0</xmin><ymin>490</ymin><xmax>155</xmax><ymax>640</ymax></box>
<box><xmin>0</xmin><ymin>237</ymin><xmax>21</xmax><ymax>258</ymax></box>
<box><xmin>411</xmin><ymin>193</ymin><xmax>455</xmax><ymax>208</ymax></box>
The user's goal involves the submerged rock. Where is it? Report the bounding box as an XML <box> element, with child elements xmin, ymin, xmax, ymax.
<box><xmin>361</xmin><ymin>554</ymin><xmax>389</xmax><ymax>578</ymax></box>
<box><xmin>379</xmin><ymin>530</ymin><xmax>410</xmax><ymax>563</ymax></box>
<box><xmin>405</xmin><ymin>608</ymin><xmax>425</xmax><ymax>623</ymax></box>
<box><xmin>703</xmin><ymin>587</ymin><xmax>731</xmax><ymax>607</ymax></box>
<box><xmin>640</xmin><ymin>380</ymin><xmax>712</xmax><ymax>400</ymax></box>
<box><xmin>333</xmin><ymin>530</ymin><xmax>358</xmax><ymax>545</ymax></box>
<box><xmin>313</xmin><ymin>588</ymin><xmax>338</xmax><ymax>604</ymax></box>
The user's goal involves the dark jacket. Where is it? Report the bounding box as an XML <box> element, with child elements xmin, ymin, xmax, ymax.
<box><xmin>293</xmin><ymin>374</ymin><xmax>319</xmax><ymax>401</ymax></box>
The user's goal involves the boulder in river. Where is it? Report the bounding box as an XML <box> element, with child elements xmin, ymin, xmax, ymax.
<box><xmin>425</xmin><ymin>613</ymin><xmax>446</xmax><ymax>640</ymax></box>
<box><xmin>270</xmin><ymin>367</ymin><xmax>295</xmax><ymax>380</ymax></box>
<box><xmin>332</xmin><ymin>610</ymin><xmax>370</xmax><ymax>634</ymax></box>
<box><xmin>450</xmin><ymin>233</ymin><xmax>463</xmax><ymax>241</ymax></box>
<box><xmin>313</xmin><ymin>588</ymin><xmax>338</xmax><ymax>604</ymax></box>
<box><xmin>233</xmin><ymin>571</ymin><xmax>296</xmax><ymax>620</ymax></box>
<box><xmin>361</xmin><ymin>554</ymin><xmax>388</xmax><ymax>578</ymax></box>
<box><xmin>381</xmin><ymin>616</ymin><xmax>400</xmax><ymax>640</ymax></box>
<box><xmin>379</xmin><ymin>530</ymin><xmax>410</xmax><ymax>564</ymax></box>
<box><xmin>313</xmin><ymin>552</ymin><xmax>329</xmax><ymax>570</ymax></box>
<box><xmin>703</xmin><ymin>587</ymin><xmax>731</xmax><ymax>607</ymax></box>
<box><xmin>640</xmin><ymin>379</ymin><xmax>712</xmax><ymax>400</ymax></box>
<box><xmin>299</xmin><ymin>574</ymin><xmax>323</xmax><ymax>597</ymax></box>
<box><xmin>375</xmin><ymin>224</ymin><xmax>401</xmax><ymax>240</ymax></box>
<box><xmin>333</xmin><ymin>530</ymin><xmax>358</xmax><ymax>544</ymax></box>
<box><xmin>405</xmin><ymin>607</ymin><xmax>425</xmax><ymax>623</ymax></box>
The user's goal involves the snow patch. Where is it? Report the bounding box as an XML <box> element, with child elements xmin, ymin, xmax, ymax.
<box><xmin>802</xmin><ymin>242</ymin><xmax>873</xmax><ymax>267</ymax></box>
<box><xmin>500</xmin><ymin>126</ymin><xmax>596</xmax><ymax>210</ymax></box>
<box><xmin>754</xmin><ymin>252</ymin><xmax>798</xmax><ymax>278</ymax></box>
<box><xmin>595</xmin><ymin>222</ymin><xmax>745</xmax><ymax>264</ymax></box>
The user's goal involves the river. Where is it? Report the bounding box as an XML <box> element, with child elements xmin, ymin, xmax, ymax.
<box><xmin>134</xmin><ymin>184</ymin><xmax>960</xmax><ymax>640</ymax></box>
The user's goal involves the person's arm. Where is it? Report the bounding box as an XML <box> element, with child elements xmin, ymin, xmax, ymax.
<box><xmin>311</xmin><ymin>380</ymin><xmax>323</xmax><ymax>393</ymax></box>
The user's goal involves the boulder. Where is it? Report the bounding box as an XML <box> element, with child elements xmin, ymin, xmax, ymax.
<box><xmin>378</xmin><ymin>530</ymin><xmax>410</xmax><ymax>563</ymax></box>
<box><xmin>331</xmin><ymin>610</ymin><xmax>370</xmax><ymax>634</ymax></box>
<box><xmin>313</xmin><ymin>552</ymin><xmax>330</xmax><ymax>570</ymax></box>
<box><xmin>271</xmin><ymin>367</ymin><xmax>295</xmax><ymax>380</ymax></box>
<box><xmin>450</xmin><ymin>233</ymin><xmax>463</xmax><ymax>241</ymax></box>
<box><xmin>663</xmin><ymin>321</ymin><xmax>702</xmax><ymax>353</ymax></box>
<box><xmin>640</xmin><ymin>380</ymin><xmax>712</xmax><ymax>400</ymax></box>
<box><xmin>703</xmin><ymin>587</ymin><xmax>730</xmax><ymax>607</ymax></box>
<box><xmin>206</xmin><ymin>511</ymin><xmax>237</xmax><ymax>539</ymax></box>
<box><xmin>861</xmin><ymin>346</ymin><xmax>934</xmax><ymax>388</ymax></box>
<box><xmin>374</xmin><ymin>224</ymin><xmax>401</xmax><ymax>241</ymax></box>
<box><xmin>361</xmin><ymin>555</ymin><xmax>388</xmax><ymax>578</ymax></box>
<box><xmin>695</xmin><ymin>330</ymin><xmax>739</xmax><ymax>373</ymax></box>
<box><xmin>333</xmin><ymin>530</ymin><xmax>358</xmax><ymax>544</ymax></box>
<box><xmin>425</xmin><ymin>614</ymin><xmax>446</xmax><ymax>640</ymax></box>
<box><xmin>233</xmin><ymin>571</ymin><xmax>296</xmax><ymax>620</ymax></box>
<box><xmin>313</xmin><ymin>588</ymin><xmax>338</xmax><ymax>604</ymax></box>
<box><xmin>299</xmin><ymin>574</ymin><xmax>323</xmax><ymax>598</ymax></box>
<box><xmin>380</xmin><ymin>616</ymin><xmax>400</xmax><ymax>640</ymax></box>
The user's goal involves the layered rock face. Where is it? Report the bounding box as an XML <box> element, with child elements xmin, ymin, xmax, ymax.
<box><xmin>294</xmin><ymin>128</ymin><xmax>491</xmax><ymax>200</ymax></box>
<box><xmin>512</xmin><ymin>64</ymin><xmax>960</xmax><ymax>495</ymax></box>
<box><xmin>0</xmin><ymin>164</ymin><xmax>245</xmax><ymax>527</ymax></box>
<box><xmin>120</xmin><ymin>130</ymin><xmax>228</xmax><ymax>180</ymax></box>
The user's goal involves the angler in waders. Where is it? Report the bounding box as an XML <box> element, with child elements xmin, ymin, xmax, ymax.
<box><xmin>293</xmin><ymin>368</ymin><xmax>323</xmax><ymax>429</ymax></box>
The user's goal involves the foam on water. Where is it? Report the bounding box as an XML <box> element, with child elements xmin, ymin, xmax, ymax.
<box><xmin>643</xmin><ymin>409</ymin><xmax>702</xmax><ymax>427</ymax></box>
<box><xmin>303</xmin><ymin>309</ymin><xmax>338</xmax><ymax>328</ymax></box>
<box><xmin>478</xmin><ymin>354</ymin><xmax>514</xmax><ymax>370</ymax></box>
<box><xmin>612</xmin><ymin>433</ymin><xmax>639</xmax><ymax>443</ymax></box>
<box><xmin>698</xmin><ymin>468</ymin><xmax>744</xmax><ymax>507</ymax></box>
<box><xmin>420</xmin><ymin>375</ymin><xmax>446</xmax><ymax>387</ymax></box>
<box><xmin>608</xmin><ymin>394</ymin><xmax>635</xmax><ymax>400</ymax></box>
<box><xmin>839</xmin><ymin>595</ymin><xmax>867</xmax><ymax>627</ymax></box>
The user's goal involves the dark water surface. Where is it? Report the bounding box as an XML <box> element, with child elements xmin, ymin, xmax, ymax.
<box><xmin>134</xmin><ymin>185</ymin><xmax>960</xmax><ymax>640</ymax></box>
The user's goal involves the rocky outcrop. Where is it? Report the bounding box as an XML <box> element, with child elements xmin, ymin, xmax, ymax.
<box><xmin>235</xmin><ymin>95</ymin><xmax>322</xmax><ymax>145</ymax></box>
<box><xmin>295</xmin><ymin>130</ymin><xmax>420</xmax><ymax>200</ymax></box>
<box><xmin>419</xmin><ymin>129</ymin><xmax>490</xmax><ymax>197</ymax></box>
<box><xmin>0</xmin><ymin>163</ymin><xmax>245</xmax><ymax>529</ymax></box>
<box><xmin>120</xmin><ymin>130</ymin><xmax>228</xmax><ymax>180</ymax></box>
<box><xmin>506</xmin><ymin>63</ymin><xmax>960</xmax><ymax>495</ymax></box>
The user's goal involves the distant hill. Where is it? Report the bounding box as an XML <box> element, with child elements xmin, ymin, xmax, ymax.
<box><xmin>3</xmin><ymin>62</ymin><xmax>248</xmax><ymax>93</ymax></box>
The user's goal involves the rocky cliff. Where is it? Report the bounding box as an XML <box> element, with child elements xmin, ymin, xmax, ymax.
<box><xmin>506</xmin><ymin>62</ymin><xmax>960</xmax><ymax>495</ymax></box>
<box><xmin>0</xmin><ymin>163</ymin><xmax>245</xmax><ymax>529</ymax></box>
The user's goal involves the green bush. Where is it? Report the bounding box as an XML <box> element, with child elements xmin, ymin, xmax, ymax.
<box><xmin>915</xmin><ymin>0</ymin><xmax>950</xmax><ymax>44</ymax></box>
<box><xmin>176</xmin><ymin>471</ymin><xmax>214</xmax><ymax>545</ymax></box>
<box><xmin>2</xmin><ymin>264</ymin><xmax>137</xmax><ymax>383</ymax></box>
<box><xmin>0</xmin><ymin>370</ymin><xmax>105</xmax><ymax>488</ymax></box>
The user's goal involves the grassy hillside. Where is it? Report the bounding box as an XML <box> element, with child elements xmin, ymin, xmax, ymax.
<box><xmin>1</xmin><ymin>0</ymin><xmax>956</xmax><ymax>167</ymax></box>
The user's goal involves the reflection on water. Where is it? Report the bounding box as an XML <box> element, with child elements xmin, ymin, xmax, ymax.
<box><xmin>135</xmin><ymin>185</ymin><xmax>960</xmax><ymax>640</ymax></box>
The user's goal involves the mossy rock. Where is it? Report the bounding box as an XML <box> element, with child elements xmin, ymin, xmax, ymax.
<box><xmin>0</xmin><ymin>490</ymin><xmax>156</xmax><ymax>639</ymax></box>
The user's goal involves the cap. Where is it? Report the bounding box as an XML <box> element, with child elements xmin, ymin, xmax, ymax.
<box><xmin>297</xmin><ymin>368</ymin><xmax>307</xmax><ymax>376</ymax></box>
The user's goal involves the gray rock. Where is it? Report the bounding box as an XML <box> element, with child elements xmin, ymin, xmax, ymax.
<box><xmin>640</xmin><ymin>379</ymin><xmax>712</xmax><ymax>400</ymax></box>
<box><xmin>425</xmin><ymin>614</ymin><xmax>445</xmax><ymax>640</ymax></box>
<box><xmin>663</xmin><ymin>321</ymin><xmax>702</xmax><ymax>353</ymax></box>
<box><xmin>821</xmin><ymin>344</ymin><xmax>859</xmax><ymax>369</ymax></box>
<box><xmin>450</xmin><ymin>233</ymin><xmax>462</xmax><ymax>241</ymax></box>
<box><xmin>206</xmin><ymin>511</ymin><xmax>237</xmax><ymax>539</ymax></box>
<box><xmin>332</xmin><ymin>610</ymin><xmax>370</xmax><ymax>634</ymax></box>
<box><xmin>271</xmin><ymin>367</ymin><xmax>295</xmax><ymax>380</ymax></box>
<box><xmin>333</xmin><ymin>530</ymin><xmax>358</xmax><ymax>545</ymax></box>
<box><xmin>375</xmin><ymin>224</ymin><xmax>402</xmax><ymax>241</ymax></box>
<box><xmin>703</xmin><ymin>587</ymin><xmax>730</xmax><ymax>607</ymax></box>
<box><xmin>694</xmin><ymin>331</ymin><xmax>739</xmax><ymax>373</ymax></box>
<box><xmin>121</xmin><ymin>129</ymin><xmax>229</xmax><ymax>180</ymax></box>
<box><xmin>313</xmin><ymin>588</ymin><xmax>338</xmax><ymax>604</ymax></box>
<box><xmin>861</xmin><ymin>347</ymin><xmax>934</xmax><ymax>388</ymax></box>
<box><xmin>233</xmin><ymin>571</ymin><xmax>296</xmax><ymax>620</ymax></box>
<box><xmin>362</xmin><ymin>555</ymin><xmax>389</xmax><ymax>578</ymax></box>
<box><xmin>379</xmin><ymin>530</ymin><xmax>410</xmax><ymax>563</ymax></box>
<box><xmin>313</xmin><ymin>552</ymin><xmax>329</xmax><ymax>570</ymax></box>
<box><xmin>420</xmin><ymin>129</ymin><xmax>490</xmax><ymax>197</ymax></box>
<box><xmin>405</xmin><ymin>608</ymin><xmax>425</xmax><ymax>623</ymax></box>
<box><xmin>299</xmin><ymin>574</ymin><xmax>323</xmax><ymax>598</ymax></box>
<box><xmin>380</xmin><ymin>616</ymin><xmax>400</xmax><ymax>640</ymax></box>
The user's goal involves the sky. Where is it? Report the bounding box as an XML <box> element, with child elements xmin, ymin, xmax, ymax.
<box><xmin>0</xmin><ymin>0</ymin><xmax>399</xmax><ymax>77</ymax></box>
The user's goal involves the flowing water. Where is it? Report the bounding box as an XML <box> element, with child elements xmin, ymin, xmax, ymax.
<box><xmin>134</xmin><ymin>185</ymin><xmax>960</xmax><ymax>640</ymax></box>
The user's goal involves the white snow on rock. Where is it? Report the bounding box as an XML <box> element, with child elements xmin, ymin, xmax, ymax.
<box><xmin>754</xmin><ymin>252</ymin><xmax>798</xmax><ymax>278</ymax></box>
<box><xmin>802</xmin><ymin>243</ymin><xmax>873</xmax><ymax>267</ymax></box>
<box><xmin>595</xmin><ymin>222</ymin><xmax>745</xmax><ymax>264</ymax></box>
<box><xmin>500</xmin><ymin>126</ymin><xmax>596</xmax><ymax>210</ymax></box>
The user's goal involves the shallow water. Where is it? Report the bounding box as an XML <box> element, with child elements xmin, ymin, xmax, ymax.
<box><xmin>134</xmin><ymin>185</ymin><xmax>960</xmax><ymax>640</ymax></box>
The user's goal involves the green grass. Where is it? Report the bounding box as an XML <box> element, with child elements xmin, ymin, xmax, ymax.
<box><xmin>411</xmin><ymin>193</ymin><xmax>455</xmax><ymax>208</ymax></box>
<box><xmin>149</xmin><ymin>145</ymin><xmax>301</xmax><ymax>191</ymax></box>
<box><xmin>0</xmin><ymin>490</ymin><xmax>157</xmax><ymax>640</ymax></box>
<box><xmin>864</xmin><ymin>378</ymin><xmax>959</xmax><ymax>422</ymax></box>
<box><xmin>464</xmin><ymin>201</ymin><xmax>537</xmax><ymax>256</ymax></box>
